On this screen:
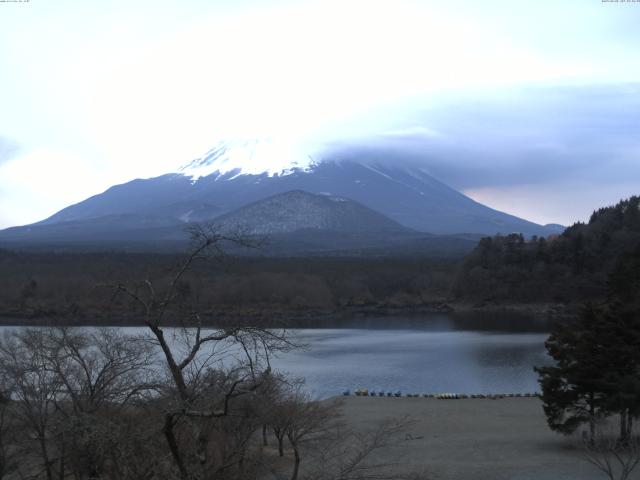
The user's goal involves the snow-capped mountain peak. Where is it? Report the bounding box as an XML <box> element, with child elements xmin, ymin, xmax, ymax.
<box><xmin>178</xmin><ymin>138</ymin><xmax>317</xmax><ymax>180</ymax></box>
<box><xmin>16</xmin><ymin>139</ymin><xmax>564</xmax><ymax>240</ymax></box>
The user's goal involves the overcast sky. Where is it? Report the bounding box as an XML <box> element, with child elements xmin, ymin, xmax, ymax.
<box><xmin>1</xmin><ymin>0</ymin><xmax>639</xmax><ymax>228</ymax></box>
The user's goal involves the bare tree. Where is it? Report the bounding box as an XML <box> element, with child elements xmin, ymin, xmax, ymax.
<box><xmin>0</xmin><ymin>327</ymin><xmax>162</xmax><ymax>480</ymax></box>
<box><xmin>583</xmin><ymin>437</ymin><xmax>640</xmax><ymax>480</ymax></box>
<box><xmin>43</xmin><ymin>327</ymin><xmax>159</xmax><ymax>480</ymax></box>
<box><xmin>285</xmin><ymin>394</ymin><xmax>338</xmax><ymax>480</ymax></box>
<box><xmin>112</xmin><ymin>224</ymin><xmax>293</xmax><ymax>479</ymax></box>
<box><xmin>0</xmin><ymin>224</ymin><xmax>429</xmax><ymax>480</ymax></box>
<box><xmin>269</xmin><ymin>392</ymin><xmax>293</xmax><ymax>458</ymax></box>
<box><xmin>260</xmin><ymin>380</ymin><xmax>428</xmax><ymax>480</ymax></box>
<box><xmin>0</xmin><ymin>329</ymin><xmax>63</xmax><ymax>480</ymax></box>
<box><xmin>43</xmin><ymin>327</ymin><xmax>158</xmax><ymax>413</ymax></box>
<box><xmin>306</xmin><ymin>416</ymin><xmax>429</xmax><ymax>480</ymax></box>
<box><xmin>0</xmin><ymin>385</ymin><xmax>18</xmax><ymax>480</ymax></box>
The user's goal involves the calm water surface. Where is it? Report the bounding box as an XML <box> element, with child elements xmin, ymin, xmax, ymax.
<box><xmin>1</xmin><ymin>315</ymin><xmax>551</xmax><ymax>399</ymax></box>
<box><xmin>273</xmin><ymin>327</ymin><xmax>549</xmax><ymax>398</ymax></box>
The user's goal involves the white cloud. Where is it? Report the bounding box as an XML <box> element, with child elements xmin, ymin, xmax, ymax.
<box><xmin>0</xmin><ymin>149</ymin><xmax>116</xmax><ymax>228</ymax></box>
<box><xmin>382</xmin><ymin>127</ymin><xmax>444</xmax><ymax>139</ymax></box>
<box><xmin>0</xmin><ymin>0</ymin><xmax>639</xmax><ymax>227</ymax></box>
<box><xmin>0</xmin><ymin>137</ymin><xmax>19</xmax><ymax>165</ymax></box>
<box><xmin>80</xmin><ymin>0</ymin><xmax>602</xmax><ymax>180</ymax></box>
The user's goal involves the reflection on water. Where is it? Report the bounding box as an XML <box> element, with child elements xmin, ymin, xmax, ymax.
<box><xmin>0</xmin><ymin>314</ymin><xmax>551</xmax><ymax>399</ymax></box>
<box><xmin>273</xmin><ymin>325</ymin><xmax>550</xmax><ymax>399</ymax></box>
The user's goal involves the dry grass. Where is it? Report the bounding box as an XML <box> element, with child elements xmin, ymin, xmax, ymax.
<box><xmin>334</xmin><ymin>396</ymin><xmax>604</xmax><ymax>480</ymax></box>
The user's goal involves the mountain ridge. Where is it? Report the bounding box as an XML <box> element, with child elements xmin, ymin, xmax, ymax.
<box><xmin>32</xmin><ymin>161</ymin><xmax>561</xmax><ymax>235</ymax></box>
<box><xmin>1</xmin><ymin>142</ymin><xmax>565</xmax><ymax>251</ymax></box>
<box><xmin>214</xmin><ymin>189</ymin><xmax>410</xmax><ymax>235</ymax></box>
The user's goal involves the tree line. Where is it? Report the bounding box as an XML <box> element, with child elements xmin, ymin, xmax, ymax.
<box><xmin>454</xmin><ymin>196</ymin><xmax>640</xmax><ymax>304</ymax></box>
<box><xmin>0</xmin><ymin>248</ymin><xmax>456</xmax><ymax>326</ymax></box>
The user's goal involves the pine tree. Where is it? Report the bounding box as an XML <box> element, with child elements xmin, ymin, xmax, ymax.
<box><xmin>536</xmin><ymin>247</ymin><xmax>640</xmax><ymax>443</ymax></box>
<box><xmin>599</xmin><ymin>249</ymin><xmax>640</xmax><ymax>442</ymax></box>
<box><xmin>535</xmin><ymin>304</ymin><xmax>608</xmax><ymax>442</ymax></box>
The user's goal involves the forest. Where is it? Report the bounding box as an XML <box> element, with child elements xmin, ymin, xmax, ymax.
<box><xmin>453</xmin><ymin>196</ymin><xmax>640</xmax><ymax>304</ymax></box>
<box><xmin>1</xmin><ymin>196</ymin><xmax>639</xmax><ymax>326</ymax></box>
<box><xmin>0</xmin><ymin>248</ymin><xmax>456</xmax><ymax>326</ymax></box>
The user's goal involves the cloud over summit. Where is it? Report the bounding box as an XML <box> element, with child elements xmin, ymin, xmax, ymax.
<box><xmin>0</xmin><ymin>136</ymin><xmax>19</xmax><ymax>166</ymax></box>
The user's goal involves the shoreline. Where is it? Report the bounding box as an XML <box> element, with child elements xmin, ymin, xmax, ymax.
<box><xmin>0</xmin><ymin>301</ymin><xmax>575</xmax><ymax>327</ymax></box>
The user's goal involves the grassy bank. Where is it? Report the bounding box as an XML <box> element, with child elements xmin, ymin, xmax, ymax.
<box><xmin>334</xmin><ymin>397</ymin><xmax>601</xmax><ymax>480</ymax></box>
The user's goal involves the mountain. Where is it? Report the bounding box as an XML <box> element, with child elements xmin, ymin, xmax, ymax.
<box><xmin>0</xmin><ymin>214</ymin><xmax>186</xmax><ymax>246</ymax></box>
<box><xmin>0</xmin><ymin>140</ymin><xmax>563</xmax><ymax>251</ymax></box>
<box><xmin>215</xmin><ymin>190</ymin><xmax>409</xmax><ymax>235</ymax></box>
<box><xmin>0</xmin><ymin>189</ymin><xmax>481</xmax><ymax>256</ymax></box>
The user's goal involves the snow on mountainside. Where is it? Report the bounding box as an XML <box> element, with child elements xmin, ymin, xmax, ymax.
<box><xmin>178</xmin><ymin>139</ymin><xmax>316</xmax><ymax>180</ymax></box>
<box><xmin>215</xmin><ymin>190</ymin><xmax>409</xmax><ymax>235</ymax></box>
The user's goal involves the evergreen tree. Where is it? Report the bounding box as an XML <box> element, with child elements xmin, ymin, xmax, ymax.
<box><xmin>536</xmin><ymin>249</ymin><xmax>640</xmax><ymax>443</ymax></box>
<box><xmin>607</xmin><ymin>246</ymin><xmax>640</xmax><ymax>308</ymax></box>
<box><xmin>535</xmin><ymin>304</ymin><xmax>608</xmax><ymax>442</ymax></box>
<box><xmin>598</xmin><ymin>303</ymin><xmax>640</xmax><ymax>442</ymax></box>
<box><xmin>600</xmin><ymin>247</ymin><xmax>640</xmax><ymax>442</ymax></box>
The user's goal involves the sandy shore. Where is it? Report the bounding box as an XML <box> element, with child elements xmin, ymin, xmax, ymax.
<box><xmin>336</xmin><ymin>397</ymin><xmax>603</xmax><ymax>480</ymax></box>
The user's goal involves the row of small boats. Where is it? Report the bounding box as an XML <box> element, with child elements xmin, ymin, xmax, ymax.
<box><xmin>345</xmin><ymin>389</ymin><xmax>540</xmax><ymax>399</ymax></box>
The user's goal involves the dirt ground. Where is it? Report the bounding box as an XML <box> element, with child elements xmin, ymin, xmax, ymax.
<box><xmin>335</xmin><ymin>396</ymin><xmax>608</xmax><ymax>480</ymax></box>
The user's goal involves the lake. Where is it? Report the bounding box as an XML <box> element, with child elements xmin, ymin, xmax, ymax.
<box><xmin>272</xmin><ymin>315</ymin><xmax>550</xmax><ymax>398</ymax></box>
<box><xmin>0</xmin><ymin>314</ymin><xmax>551</xmax><ymax>399</ymax></box>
